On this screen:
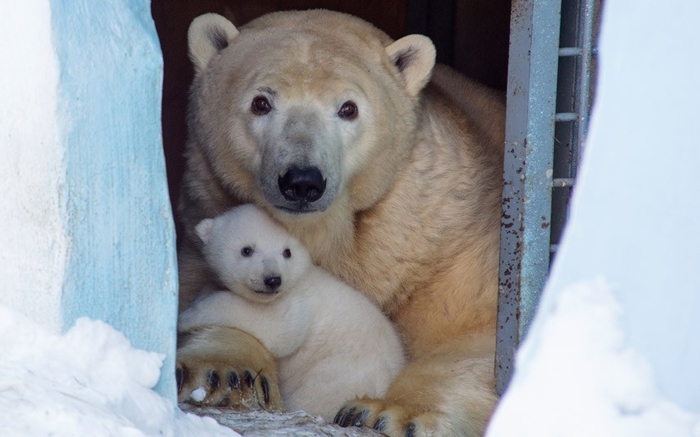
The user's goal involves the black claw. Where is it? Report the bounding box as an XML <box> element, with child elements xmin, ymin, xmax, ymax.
<box><xmin>405</xmin><ymin>423</ymin><xmax>417</xmax><ymax>437</ymax></box>
<box><xmin>206</xmin><ymin>370</ymin><xmax>220</xmax><ymax>389</ymax></box>
<box><xmin>353</xmin><ymin>410</ymin><xmax>368</xmax><ymax>427</ymax></box>
<box><xmin>227</xmin><ymin>372</ymin><xmax>240</xmax><ymax>389</ymax></box>
<box><xmin>175</xmin><ymin>365</ymin><xmax>187</xmax><ymax>394</ymax></box>
<box><xmin>373</xmin><ymin>417</ymin><xmax>388</xmax><ymax>432</ymax></box>
<box><xmin>333</xmin><ymin>408</ymin><xmax>346</xmax><ymax>425</ymax></box>
<box><xmin>261</xmin><ymin>376</ymin><xmax>270</xmax><ymax>404</ymax></box>
<box><xmin>243</xmin><ymin>371</ymin><xmax>254</xmax><ymax>388</ymax></box>
<box><xmin>339</xmin><ymin>407</ymin><xmax>356</xmax><ymax>427</ymax></box>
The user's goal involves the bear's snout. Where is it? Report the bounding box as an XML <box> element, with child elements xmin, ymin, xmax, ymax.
<box><xmin>278</xmin><ymin>167</ymin><xmax>326</xmax><ymax>203</ymax></box>
<box><xmin>263</xmin><ymin>275</ymin><xmax>282</xmax><ymax>292</ymax></box>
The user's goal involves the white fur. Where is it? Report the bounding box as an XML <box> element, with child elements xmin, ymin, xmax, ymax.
<box><xmin>178</xmin><ymin>204</ymin><xmax>406</xmax><ymax>421</ymax></box>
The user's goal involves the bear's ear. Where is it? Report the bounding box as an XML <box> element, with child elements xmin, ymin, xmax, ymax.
<box><xmin>386</xmin><ymin>35</ymin><xmax>436</xmax><ymax>97</ymax></box>
<box><xmin>188</xmin><ymin>13</ymin><xmax>240</xmax><ymax>74</ymax></box>
<box><xmin>194</xmin><ymin>218</ymin><xmax>215</xmax><ymax>244</ymax></box>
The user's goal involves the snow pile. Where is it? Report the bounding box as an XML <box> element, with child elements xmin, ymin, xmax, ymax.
<box><xmin>487</xmin><ymin>278</ymin><xmax>700</xmax><ymax>437</ymax></box>
<box><xmin>0</xmin><ymin>304</ymin><xmax>236</xmax><ymax>437</ymax></box>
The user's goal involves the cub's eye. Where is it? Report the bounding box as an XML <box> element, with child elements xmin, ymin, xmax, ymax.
<box><xmin>251</xmin><ymin>96</ymin><xmax>272</xmax><ymax>115</ymax></box>
<box><xmin>283</xmin><ymin>248</ymin><xmax>292</xmax><ymax>259</ymax></box>
<box><xmin>337</xmin><ymin>101</ymin><xmax>358</xmax><ymax>120</ymax></box>
<box><xmin>241</xmin><ymin>246</ymin><xmax>254</xmax><ymax>257</ymax></box>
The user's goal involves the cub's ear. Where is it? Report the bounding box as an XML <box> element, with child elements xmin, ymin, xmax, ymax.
<box><xmin>194</xmin><ymin>218</ymin><xmax>215</xmax><ymax>244</ymax></box>
<box><xmin>386</xmin><ymin>35</ymin><xmax>436</xmax><ymax>97</ymax></box>
<box><xmin>188</xmin><ymin>13</ymin><xmax>240</xmax><ymax>74</ymax></box>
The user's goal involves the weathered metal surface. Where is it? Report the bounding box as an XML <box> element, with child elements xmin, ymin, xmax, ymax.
<box><xmin>497</xmin><ymin>0</ymin><xmax>600</xmax><ymax>395</ymax></box>
<box><xmin>496</xmin><ymin>0</ymin><xmax>563</xmax><ymax>395</ymax></box>
<box><xmin>551</xmin><ymin>0</ymin><xmax>601</xmax><ymax>252</ymax></box>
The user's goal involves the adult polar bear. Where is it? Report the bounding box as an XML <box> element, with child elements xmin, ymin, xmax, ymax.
<box><xmin>177</xmin><ymin>9</ymin><xmax>505</xmax><ymax>437</ymax></box>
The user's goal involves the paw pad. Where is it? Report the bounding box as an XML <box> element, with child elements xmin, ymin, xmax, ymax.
<box><xmin>175</xmin><ymin>326</ymin><xmax>284</xmax><ymax>412</ymax></box>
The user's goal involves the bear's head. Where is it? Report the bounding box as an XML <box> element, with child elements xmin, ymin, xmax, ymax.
<box><xmin>195</xmin><ymin>204</ymin><xmax>311</xmax><ymax>304</ymax></box>
<box><xmin>186</xmin><ymin>10</ymin><xmax>436</xmax><ymax>221</ymax></box>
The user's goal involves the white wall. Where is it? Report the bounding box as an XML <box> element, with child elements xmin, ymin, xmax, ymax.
<box><xmin>0</xmin><ymin>1</ymin><xmax>66</xmax><ymax>331</ymax></box>
<box><xmin>0</xmin><ymin>0</ymin><xmax>178</xmax><ymax>401</ymax></box>
<box><xmin>488</xmin><ymin>0</ymin><xmax>700</xmax><ymax>435</ymax></box>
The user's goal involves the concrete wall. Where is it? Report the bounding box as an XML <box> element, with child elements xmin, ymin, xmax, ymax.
<box><xmin>0</xmin><ymin>1</ymin><xmax>66</xmax><ymax>332</ymax></box>
<box><xmin>0</xmin><ymin>0</ymin><xmax>177</xmax><ymax>401</ymax></box>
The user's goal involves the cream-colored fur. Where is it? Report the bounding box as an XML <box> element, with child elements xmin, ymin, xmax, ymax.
<box><xmin>177</xmin><ymin>10</ymin><xmax>504</xmax><ymax>436</ymax></box>
<box><xmin>178</xmin><ymin>205</ymin><xmax>405</xmax><ymax>421</ymax></box>
<box><xmin>176</xmin><ymin>325</ymin><xmax>284</xmax><ymax>411</ymax></box>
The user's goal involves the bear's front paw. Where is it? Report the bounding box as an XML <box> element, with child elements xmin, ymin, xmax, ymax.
<box><xmin>334</xmin><ymin>398</ymin><xmax>444</xmax><ymax>437</ymax></box>
<box><xmin>176</xmin><ymin>325</ymin><xmax>284</xmax><ymax>412</ymax></box>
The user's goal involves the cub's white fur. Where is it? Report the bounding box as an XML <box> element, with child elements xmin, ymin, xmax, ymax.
<box><xmin>178</xmin><ymin>204</ymin><xmax>405</xmax><ymax>421</ymax></box>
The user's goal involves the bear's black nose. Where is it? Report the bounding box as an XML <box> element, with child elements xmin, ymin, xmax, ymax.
<box><xmin>264</xmin><ymin>276</ymin><xmax>282</xmax><ymax>290</ymax></box>
<box><xmin>278</xmin><ymin>167</ymin><xmax>326</xmax><ymax>203</ymax></box>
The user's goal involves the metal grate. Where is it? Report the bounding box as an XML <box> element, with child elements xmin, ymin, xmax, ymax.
<box><xmin>496</xmin><ymin>0</ymin><xmax>601</xmax><ymax>395</ymax></box>
<box><xmin>550</xmin><ymin>0</ymin><xmax>601</xmax><ymax>252</ymax></box>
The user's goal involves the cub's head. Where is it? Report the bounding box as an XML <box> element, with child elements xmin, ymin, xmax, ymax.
<box><xmin>187</xmin><ymin>10</ymin><xmax>435</xmax><ymax>220</ymax></box>
<box><xmin>195</xmin><ymin>204</ymin><xmax>311</xmax><ymax>303</ymax></box>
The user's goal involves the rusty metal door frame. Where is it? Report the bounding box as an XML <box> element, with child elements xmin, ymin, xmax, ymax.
<box><xmin>496</xmin><ymin>0</ymin><xmax>600</xmax><ymax>394</ymax></box>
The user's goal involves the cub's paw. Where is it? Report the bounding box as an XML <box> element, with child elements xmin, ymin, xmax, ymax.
<box><xmin>334</xmin><ymin>398</ymin><xmax>444</xmax><ymax>437</ymax></box>
<box><xmin>176</xmin><ymin>325</ymin><xmax>283</xmax><ymax>412</ymax></box>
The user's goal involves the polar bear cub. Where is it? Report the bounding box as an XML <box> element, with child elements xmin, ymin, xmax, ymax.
<box><xmin>178</xmin><ymin>204</ymin><xmax>405</xmax><ymax>421</ymax></box>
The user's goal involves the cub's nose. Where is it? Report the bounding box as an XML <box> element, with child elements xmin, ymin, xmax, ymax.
<box><xmin>278</xmin><ymin>167</ymin><xmax>326</xmax><ymax>202</ymax></box>
<box><xmin>264</xmin><ymin>276</ymin><xmax>282</xmax><ymax>291</ymax></box>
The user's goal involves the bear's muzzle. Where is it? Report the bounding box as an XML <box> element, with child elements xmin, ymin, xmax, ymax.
<box><xmin>278</xmin><ymin>166</ymin><xmax>326</xmax><ymax>203</ymax></box>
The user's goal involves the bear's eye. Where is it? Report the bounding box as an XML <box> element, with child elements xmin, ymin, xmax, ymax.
<box><xmin>337</xmin><ymin>101</ymin><xmax>358</xmax><ymax>120</ymax></box>
<box><xmin>251</xmin><ymin>96</ymin><xmax>272</xmax><ymax>115</ymax></box>
<box><xmin>241</xmin><ymin>246</ymin><xmax>254</xmax><ymax>257</ymax></box>
<box><xmin>283</xmin><ymin>248</ymin><xmax>292</xmax><ymax>259</ymax></box>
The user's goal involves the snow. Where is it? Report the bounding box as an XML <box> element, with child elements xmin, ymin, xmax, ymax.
<box><xmin>1</xmin><ymin>0</ymin><xmax>179</xmax><ymax>399</ymax></box>
<box><xmin>547</xmin><ymin>0</ymin><xmax>700</xmax><ymax>410</ymax></box>
<box><xmin>190</xmin><ymin>388</ymin><xmax>208</xmax><ymax>403</ymax></box>
<box><xmin>0</xmin><ymin>304</ymin><xmax>238</xmax><ymax>437</ymax></box>
<box><xmin>488</xmin><ymin>0</ymin><xmax>700</xmax><ymax>435</ymax></box>
<box><xmin>487</xmin><ymin>278</ymin><xmax>700</xmax><ymax>436</ymax></box>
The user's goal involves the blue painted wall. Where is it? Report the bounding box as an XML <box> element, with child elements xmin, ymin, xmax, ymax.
<box><xmin>50</xmin><ymin>0</ymin><xmax>178</xmax><ymax>401</ymax></box>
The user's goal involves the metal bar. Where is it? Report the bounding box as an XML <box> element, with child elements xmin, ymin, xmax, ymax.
<box><xmin>552</xmin><ymin>178</ymin><xmax>575</xmax><ymax>187</ymax></box>
<box><xmin>555</xmin><ymin>112</ymin><xmax>578</xmax><ymax>122</ymax></box>
<box><xmin>559</xmin><ymin>47</ymin><xmax>583</xmax><ymax>56</ymax></box>
<box><xmin>497</xmin><ymin>0</ymin><xmax>562</xmax><ymax>395</ymax></box>
<box><xmin>549</xmin><ymin>0</ymin><xmax>601</xmax><ymax>268</ymax></box>
<box><xmin>549</xmin><ymin>0</ymin><xmax>581</xmax><ymax>254</ymax></box>
<box><xmin>573</xmin><ymin>0</ymin><xmax>598</xmax><ymax>171</ymax></box>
